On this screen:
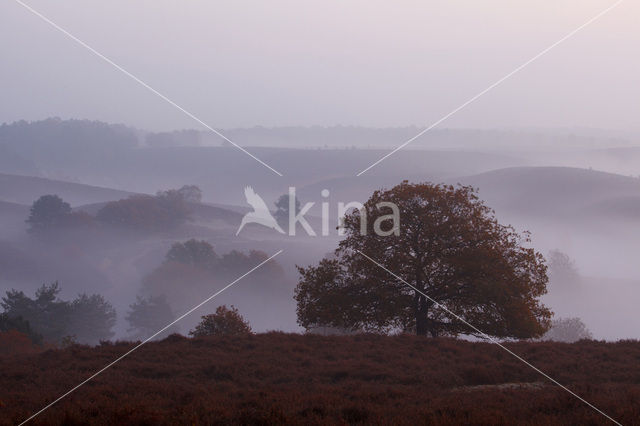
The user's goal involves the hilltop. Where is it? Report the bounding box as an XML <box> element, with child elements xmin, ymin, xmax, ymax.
<box><xmin>453</xmin><ymin>166</ymin><xmax>640</xmax><ymax>220</ymax></box>
<box><xmin>0</xmin><ymin>173</ymin><xmax>134</xmax><ymax>206</ymax></box>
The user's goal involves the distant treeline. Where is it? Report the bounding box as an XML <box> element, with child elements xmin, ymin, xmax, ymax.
<box><xmin>25</xmin><ymin>185</ymin><xmax>201</xmax><ymax>234</ymax></box>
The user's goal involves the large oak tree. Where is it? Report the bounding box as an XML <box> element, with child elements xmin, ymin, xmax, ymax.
<box><xmin>295</xmin><ymin>181</ymin><xmax>551</xmax><ymax>338</ymax></box>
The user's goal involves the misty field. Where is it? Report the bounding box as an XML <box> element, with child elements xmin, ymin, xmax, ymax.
<box><xmin>2</xmin><ymin>333</ymin><xmax>639</xmax><ymax>425</ymax></box>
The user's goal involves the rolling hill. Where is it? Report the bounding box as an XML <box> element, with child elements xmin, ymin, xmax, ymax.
<box><xmin>452</xmin><ymin>167</ymin><xmax>640</xmax><ymax>220</ymax></box>
<box><xmin>0</xmin><ymin>173</ymin><xmax>134</xmax><ymax>206</ymax></box>
<box><xmin>0</xmin><ymin>200</ymin><xmax>29</xmax><ymax>238</ymax></box>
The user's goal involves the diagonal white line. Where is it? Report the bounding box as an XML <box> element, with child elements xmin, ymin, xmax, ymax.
<box><xmin>12</xmin><ymin>0</ymin><xmax>283</xmax><ymax>177</ymax></box>
<box><xmin>356</xmin><ymin>250</ymin><xmax>621</xmax><ymax>425</ymax></box>
<box><xmin>18</xmin><ymin>249</ymin><xmax>284</xmax><ymax>426</ymax></box>
<box><xmin>356</xmin><ymin>0</ymin><xmax>625</xmax><ymax>176</ymax></box>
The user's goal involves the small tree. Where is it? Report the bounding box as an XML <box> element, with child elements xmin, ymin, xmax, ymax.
<box><xmin>177</xmin><ymin>185</ymin><xmax>203</xmax><ymax>203</ymax></box>
<box><xmin>66</xmin><ymin>294</ymin><xmax>117</xmax><ymax>345</ymax></box>
<box><xmin>126</xmin><ymin>295</ymin><xmax>175</xmax><ymax>340</ymax></box>
<box><xmin>1</xmin><ymin>283</ymin><xmax>116</xmax><ymax>344</ymax></box>
<box><xmin>26</xmin><ymin>195</ymin><xmax>71</xmax><ymax>232</ymax></box>
<box><xmin>165</xmin><ymin>239</ymin><xmax>218</xmax><ymax>269</ymax></box>
<box><xmin>548</xmin><ymin>250</ymin><xmax>580</xmax><ymax>287</ymax></box>
<box><xmin>274</xmin><ymin>193</ymin><xmax>301</xmax><ymax>228</ymax></box>
<box><xmin>1</xmin><ymin>282</ymin><xmax>70</xmax><ymax>342</ymax></box>
<box><xmin>543</xmin><ymin>317</ymin><xmax>593</xmax><ymax>343</ymax></box>
<box><xmin>189</xmin><ymin>305</ymin><xmax>252</xmax><ymax>337</ymax></box>
<box><xmin>155</xmin><ymin>188</ymin><xmax>192</xmax><ymax>227</ymax></box>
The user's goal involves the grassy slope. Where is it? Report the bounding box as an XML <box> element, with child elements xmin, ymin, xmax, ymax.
<box><xmin>0</xmin><ymin>173</ymin><xmax>134</xmax><ymax>206</ymax></box>
<box><xmin>453</xmin><ymin>166</ymin><xmax>640</xmax><ymax>219</ymax></box>
<box><xmin>1</xmin><ymin>333</ymin><xmax>639</xmax><ymax>425</ymax></box>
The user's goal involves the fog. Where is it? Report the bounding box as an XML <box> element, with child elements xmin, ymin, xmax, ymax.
<box><xmin>0</xmin><ymin>118</ymin><xmax>639</xmax><ymax>341</ymax></box>
<box><xmin>1</xmin><ymin>1</ymin><xmax>639</xmax><ymax>131</ymax></box>
<box><xmin>1</xmin><ymin>1</ymin><xmax>639</xmax><ymax>344</ymax></box>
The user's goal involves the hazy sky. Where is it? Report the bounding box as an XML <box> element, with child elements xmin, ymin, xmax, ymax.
<box><xmin>1</xmin><ymin>0</ymin><xmax>638</xmax><ymax>131</ymax></box>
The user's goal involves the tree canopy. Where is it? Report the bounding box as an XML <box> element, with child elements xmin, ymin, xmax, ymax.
<box><xmin>548</xmin><ymin>249</ymin><xmax>580</xmax><ymax>288</ymax></box>
<box><xmin>543</xmin><ymin>317</ymin><xmax>592</xmax><ymax>342</ymax></box>
<box><xmin>26</xmin><ymin>194</ymin><xmax>95</xmax><ymax>234</ymax></box>
<box><xmin>26</xmin><ymin>194</ymin><xmax>71</xmax><ymax>232</ymax></box>
<box><xmin>295</xmin><ymin>181</ymin><xmax>552</xmax><ymax>338</ymax></box>
<box><xmin>125</xmin><ymin>295</ymin><xmax>175</xmax><ymax>340</ymax></box>
<box><xmin>189</xmin><ymin>305</ymin><xmax>252</xmax><ymax>337</ymax></box>
<box><xmin>66</xmin><ymin>294</ymin><xmax>117</xmax><ymax>344</ymax></box>
<box><xmin>274</xmin><ymin>193</ymin><xmax>301</xmax><ymax>228</ymax></box>
<box><xmin>1</xmin><ymin>282</ymin><xmax>116</xmax><ymax>344</ymax></box>
<box><xmin>165</xmin><ymin>239</ymin><xmax>218</xmax><ymax>269</ymax></box>
<box><xmin>176</xmin><ymin>185</ymin><xmax>203</xmax><ymax>203</ymax></box>
<box><xmin>142</xmin><ymin>242</ymin><xmax>285</xmax><ymax>317</ymax></box>
<box><xmin>96</xmin><ymin>188</ymin><xmax>192</xmax><ymax>232</ymax></box>
<box><xmin>0</xmin><ymin>313</ymin><xmax>42</xmax><ymax>345</ymax></box>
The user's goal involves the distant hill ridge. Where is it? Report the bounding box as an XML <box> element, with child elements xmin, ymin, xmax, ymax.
<box><xmin>0</xmin><ymin>173</ymin><xmax>244</xmax><ymax>229</ymax></box>
<box><xmin>0</xmin><ymin>173</ymin><xmax>134</xmax><ymax>206</ymax></box>
<box><xmin>453</xmin><ymin>166</ymin><xmax>640</xmax><ymax>219</ymax></box>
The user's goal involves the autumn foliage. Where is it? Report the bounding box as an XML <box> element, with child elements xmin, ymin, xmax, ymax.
<box><xmin>296</xmin><ymin>182</ymin><xmax>551</xmax><ymax>338</ymax></box>
<box><xmin>26</xmin><ymin>195</ymin><xmax>94</xmax><ymax>233</ymax></box>
<box><xmin>96</xmin><ymin>191</ymin><xmax>190</xmax><ymax>232</ymax></box>
<box><xmin>189</xmin><ymin>305</ymin><xmax>252</xmax><ymax>337</ymax></box>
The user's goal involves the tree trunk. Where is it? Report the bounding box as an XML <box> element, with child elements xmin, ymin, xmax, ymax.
<box><xmin>415</xmin><ymin>294</ymin><xmax>429</xmax><ymax>335</ymax></box>
<box><xmin>414</xmin><ymin>261</ymin><xmax>430</xmax><ymax>336</ymax></box>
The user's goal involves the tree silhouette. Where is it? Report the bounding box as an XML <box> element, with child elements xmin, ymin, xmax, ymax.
<box><xmin>189</xmin><ymin>305</ymin><xmax>252</xmax><ymax>337</ymax></box>
<box><xmin>295</xmin><ymin>181</ymin><xmax>551</xmax><ymax>338</ymax></box>
<box><xmin>0</xmin><ymin>313</ymin><xmax>42</xmax><ymax>345</ymax></box>
<box><xmin>543</xmin><ymin>317</ymin><xmax>592</xmax><ymax>342</ymax></box>
<box><xmin>97</xmin><ymin>189</ymin><xmax>191</xmax><ymax>232</ymax></box>
<box><xmin>1</xmin><ymin>282</ymin><xmax>116</xmax><ymax>344</ymax></box>
<box><xmin>165</xmin><ymin>239</ymin><xmax>218</xmax><ymax>269</ymax></box>
<box><xmin>177</xmin><ymin>185</ymin><xmax>203</xmax><ymax>203</ymax></box>
<box><xmin>274</xmin><ymin>193</ymin><xmax>301</xmax><ymax>228</ymax></box>
<box><xmin>548</xmin><ymin>250</ymin><xmax>580</xmax><ymax>288</ymax></box>
<box><xmin>126</xmin><ymin>295</ymin><xmax>176</xmax><ymax>340</ymax></box>
<box><xmin>26</xmin><ymin>194</ymin><xmax>71</xmax><ymax>232</ymax></box>
<box><xmin>1</xmin><ymin>282</ymin><xmax>70</xmax><ymax>342</ymax></box>
<box><xmin>66</xmin><ymin>294</ymin><xmax>116</xmax><ymax>345</ymax></box>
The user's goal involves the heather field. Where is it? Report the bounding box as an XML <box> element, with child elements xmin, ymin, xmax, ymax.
<box><xmin>2</xmin><ymin>333</ymin><xmax>639</xmax><ymax>425</ymax></box>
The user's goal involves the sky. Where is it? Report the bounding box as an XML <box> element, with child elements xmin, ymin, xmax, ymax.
<box><xmin>1</xmin><ymin>0</ymin><xmax>638</xmax><ymax>132</ymax></box>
